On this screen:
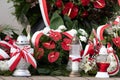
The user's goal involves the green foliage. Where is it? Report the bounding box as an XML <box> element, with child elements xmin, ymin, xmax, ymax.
<box><xmin>0</xmin><ymin>70</ymin><xmax>12</xmax><ymax>76</ymax></box>
<box><xmin>50</xmin><ymin>12</ymin><xmax>64</xmax><ymax>29</ymax></box>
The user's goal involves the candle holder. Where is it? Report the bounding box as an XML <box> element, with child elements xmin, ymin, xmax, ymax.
<box><xmin>11</xmin><ymin>35</ymin><xmax>34</xmax><ymax>77</ymax></box>
<box><xmin>69</xmin><ymin>35</ymin><xmax>82</xmax><ymax>77</ymax></box>
<box><xmin>95</xmin><ymin>45</ymin><xmax>110</xmax><ymax>78</ymax></box>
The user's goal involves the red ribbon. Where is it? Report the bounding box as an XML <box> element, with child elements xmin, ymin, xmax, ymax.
<box><xmin>69</xmin><ymin>57</ymin><xmax>81</xmax><ymax>62</ymax></box>
<box><xmin>38</xmin><ymin>0</ymin><xmax>50</xmax><ymax>27</ymax></box>
<box><xmin>8</xmin><ymin>46</ymin><xmax>37</xmax><ymax>71</ymax></box>
<box><xmin>108</xmin><ymin>53</ymin><xmax>120</xmax><ymax>75</ymax></box>
<box><xmin>97</xmin><ymin>62</ymin><xmax>110</xmax><ymax>72</ymax></box>
<box><xmin>0</xmin><ymin>48</ymin><xmax>10</xmax><ymax>60</ymax></box>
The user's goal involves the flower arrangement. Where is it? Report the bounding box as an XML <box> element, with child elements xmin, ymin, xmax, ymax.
<box><xmin>33</xmin><ymin>25</ymin><xmax>88</xmax><ymax>63</ymax></box>
<box><xmin>6</xmin><ymin>0</ymin><xmax>120</xmax><ymax>76</ymax></box>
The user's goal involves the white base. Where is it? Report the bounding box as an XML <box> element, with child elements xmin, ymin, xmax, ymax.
<box><xmin>13</xmin><ymin>69</ymin><xmax>31</xmax><ymax>77</ymax></box>
<box><xmin>95</xmin><ymin>72</ymin><xmax>109</xmax><ymax>78</ymax></box>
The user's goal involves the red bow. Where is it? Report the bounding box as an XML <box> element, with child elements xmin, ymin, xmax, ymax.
<box><xmin>8</xmin><ymin>46</ymin><xmax>37</xmax><ymax>71</ymax></box>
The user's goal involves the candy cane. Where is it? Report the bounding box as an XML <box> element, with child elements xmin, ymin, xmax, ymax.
<box><xmin>38</xmin><ymin>0</ymin><xmax>50</xmax><ymax>27</ymax></box>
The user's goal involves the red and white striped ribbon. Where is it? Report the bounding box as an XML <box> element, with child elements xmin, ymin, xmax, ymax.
<box><xmin>0</xmin><ymin>48</ymin><xmax>10</xmax><ymax>60</ymax></box>
<box><xmin>113</xmin><ymin>16</ymin><xmax>120</xmax><ymax>25</ymax></box>
<box><xmin>38</xmin><ymin>0</ymin><xmax>50</xmax><ymax>27</ymax></box>
<box><xmin>107</xmin><ymin>43</ymin><xmax>120</xmax><ymax>76</ymax></box>
<box><xmin>8</xmin><ymin>46</ymin><xmax>37</xmax><ymax>71</ymax></box>
<box><xmin>31</xmin><ymin>31</ymin><xmax>43</xmax><ymax>48</ymax></box>
<box><xmin>0</xmin><ymin>41</ymin><xmax>13</xmax><ymax>48</ymax></box>
<box><xmin>97</xmin><ymin>24</ymin><xmax>109</xmax><ymax>41</ymax></box>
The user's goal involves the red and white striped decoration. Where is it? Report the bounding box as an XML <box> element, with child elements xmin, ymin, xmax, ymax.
<box><xmin>107</xmin><ymin>43</ymin><xmax>120</xmax><ymax>76</ymax></box>
<box><xmin>97</xmin><ymin>24</ymin><xmax>109</xmax><ymax>41</ymax></box>
<box><xmin>113</xmin><ymin>16</ymin><xmax>120</xmax><ymax>25</ymax></box>
<box><xmin>38</xmin><ymin>0</ymin><xmax>50</xmax><ymax>27</ymax></box>
<box><xmin>0</xmin><ymin>48</ymin><xmax>10</xmax><ymax>60</ymax></box>
<box><xmin>0</xmin><ymin>41</ymin><xmax>13</xmax><ymax>48</ymax></box>
<box><xmin>8</xmin><ymin>46</ymin><xmax>37</xmax><ymax>71</ymax></box>
<box><xmin>31</xmin><ymin>31</ymin><xmax>43</xmax><ymax>48</ymax></box>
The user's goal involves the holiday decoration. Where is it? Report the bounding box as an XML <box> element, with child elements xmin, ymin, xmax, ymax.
<box><xmin>8</xmin><ymin>35</ymin><xmax>37</xmax><ymax>77</ymax></box>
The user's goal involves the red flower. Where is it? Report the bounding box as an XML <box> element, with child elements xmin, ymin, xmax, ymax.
<box><xmin>48</xmin><ymin>51</ymin><xmax>60</xmax><ymax>63</ymax></box>
<box><xmin>81</xmin><ymin>0</ymin><xmax>90</xmax><ymax>6</ymax></box>
<box><xmin>81</xmin><ymin>10</ymin><xmax>89</xmax><ymax>18</ymax></box>
<box><xmin>61</xmin><ymin>38</ymin><xmax>72</xmax><ymax>51</ymax></box>
<box><xmin>93</xmin><ymin>0</ymin><xmax>106</xmax><ymax>8</ymax></box>
<box><xmin>37</xmin><ymin>48</ymin><xmax>44</xmax><ymax>59</ymax></box>
<box><xmin>42</xmin><ymin>41</ymin><xmax>55</xmax><ymax>49</ymax></box>
<box><xmin>112</xmin><ymin>37</ymin><xmax>120</xmax><ymax>47</ymax></box>
<box><xmin>55</xmin><ymin>0</ymin><xmax>62</xmax><ymax>8</ymax></box>
<box><xmin>62</xmin><ymin>2</ymin><xmax>79</xmax><ymax>19</ymax></box>
<box><xmin>49</xmin><ymin>30</ymin><xmax>62</xmax><ymax>41</ymax></box>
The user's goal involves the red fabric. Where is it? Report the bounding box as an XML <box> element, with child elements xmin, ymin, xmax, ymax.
<box><xmin>62</xmin><ymin>32</ymin><xmax>73</xmax><ymax>39</ymax></box>
<box><xmin>9</xmin><ymin>46</ymin><xmax>36</xmax><ymax>71</ymax></box>
<box><xmin>9</xmin><ymin>54</ymin><xmax>21</xmax><ymax>71</ymax></box>
<box><xmin>42</xmin><ymin>0</ymin><xmax>50</xmax><ymax>26</ymax></box>
<box><xmin>99</xmin><ymin>24</ymin><xmax>110</xmax><ymax>40</ymax></box>
<box><xmin>87</xmin><ymin>42</ymin><xmax>95</xmax><ymax>56</ymax></box>
<box><xmin>35</xmin><ymin>32</ymin><xmax>43</xmax><ymax>48</ymax></box>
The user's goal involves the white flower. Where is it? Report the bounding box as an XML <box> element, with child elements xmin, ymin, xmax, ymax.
<box><xmin>66</xmin><ymin>29</ymin><xmax>77</xmax><ymax>37</ymax></box>
<box><xmin>79</xmin><ymin>54</ymin><xmax>96</xmax><ymax>73</ymax></box>
<box><xmin>55</xmin><ymin>25</ymin><xmax>67</xmax><ymax>32</ymax></box>
<box><xmin>0</xmin><ymin>60</ymin><xmax>9</xmax><ymax>71</ymax></box>
<box><xmin>79</xmin><ymin>36</ymin><xmax>87</xmax><ymax>42</ymax></box>
<box><xmin>78</xmin><ymin>28</ymin><xmax>88</xmax><ymax>37</ymax></box>
<box><xmin>84</xmin><ymin>62</ymin><xmax>92</xmax><ymax>73</ymax></box>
